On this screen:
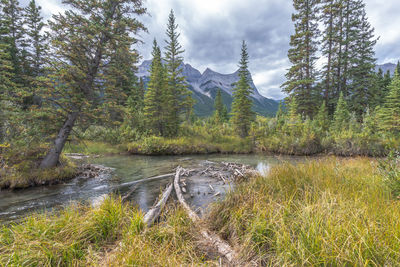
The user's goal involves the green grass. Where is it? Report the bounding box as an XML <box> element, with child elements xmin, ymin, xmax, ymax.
<box><xmin>0</xmin><ymin>197</ymin><xmax>217</xmax><ymax>266</ymax></box>
<box><xmin>64</xmin><ymin>141</ymin><xmax>125</xmax><ymax>155</ymax></box>
<box><xmin>206</xmin><ymin>157</ymin><xmax>400</xmax><ymax>265</ymax></box>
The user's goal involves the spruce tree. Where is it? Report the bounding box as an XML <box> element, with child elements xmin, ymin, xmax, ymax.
<box><xmin>164</xmin><ymin>10</ymin><xmax>193</xmax><ymax>136</ymax></box>
<box><xmin>0</xmin><ymin>41</ymin><xmax>15</xmax><ymax>143</ymax></box>
<box><xmin>321</xmin><ymin>0</ymin><xmax>341</xmax><ymax>112</ymax></box>
<box><xmin>379</xmin><ymin>70</ymin><xmax>400</xmax><ymax>135</ymax></box>
<box><xmin>231</xmin><ymin>40</ymin><xmax>254</xmax><ymax>138</ymax></box>
<box><xmin>314</xmin><ymin>101</ymin><xmax>329</xmax><ymax>133</ymax></box>
<box><xmin>349</xmin><ymin>5</ymin><xmax>377</xmax><ymax>117</ymax></box>
<box><xmin>213</xmin><ymin>89</ymin><xmax>227</xmax><ymax>123</ymax></box>
<box><xmin>39</xmin><ymin>0</ymin><xmax>146</xmax><ymax>168</ymax></box>
<box><xmin>0</xmin><ymin>0</ymin><xmax>25</xmax><ymax>84</ymax></box>
<box><xmin>397</xmin><ymin>61</ymin><xmax>400</xmax><ymax>75</ymax></box>
<box><xmin>24</xmin><ymin>0</ymin><xmax>47</xmax><ymax>77</ymax></box>
<box><xmin>144</xmin><ymin>39</ymin><xmax>167</xmax><ymax>135</ymax></box>
<box><xmin>331</xmin><ymin>92</ymin><xmax>350</xmax><ymax>132</ymax></box>
<box><xmin>282</xmin><ymin>0</ymin><xmax>320</xmax><ymax>117</ymax></box>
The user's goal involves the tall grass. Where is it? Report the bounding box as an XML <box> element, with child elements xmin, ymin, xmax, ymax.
<box><xmin>207</xmin><ymin>157</ymin><xmax>400</xmax><ymax>265</ymax></box>
<box><xmin>0</xmin><ymin>198</ymin><xmax>216</xmax><ymax>266</ymax></box>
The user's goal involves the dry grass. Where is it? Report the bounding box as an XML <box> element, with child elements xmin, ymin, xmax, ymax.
<box><xmin>207</xmin><ymin>157</ymin><xmax>400</xmax><ymax>265</ymax></box>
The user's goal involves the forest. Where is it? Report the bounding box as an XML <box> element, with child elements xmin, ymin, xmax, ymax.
<box><xmin>1</xmin><ymin>0</ymin><xmax>400</xmax><ymax>265</ymax></box>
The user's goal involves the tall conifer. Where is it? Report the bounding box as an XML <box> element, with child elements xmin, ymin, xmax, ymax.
<box><xmin>282</xmin><ymin>0</ymin><xmax>320</xmax><ymax>117</ymax></box>
<box><xmin>144</xmin><ymin>39</ymin><xmax>167</xmax><ymax>135</ymax></box>
<box><xmin>164</xmin><ymin>10</ymin><xmax>193</xmax><ymax>136</ymax></box>
<box><xmin>231</xmin><ymin>41</ymin><xmax>254</xmax><ymax>138</ymax></box>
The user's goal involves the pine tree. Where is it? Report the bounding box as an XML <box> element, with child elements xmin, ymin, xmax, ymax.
<box><xmin>0</xmin><ymin>0</ymin><xmax>25</xmax><ymax>84</ymax></box>
<box><xmin>397</xmin><ymin>61</ymin><xmax>400</xmax><ymax>75</ymax></box>
<box><xmin>349</xmin><ymin>4</ymin><xmax>377</xmax><ymax>117</ymax></box>
<box><xmin>0</xmin><ymin>41</ymin><xmax>15</xmax><ymax>143</ymax></box>
<box><xmin>231</xmin><ymin>41</ymin><xmax>254</xmax><ymax>138</ymax></box>
<box><xmin>321</xmin><ymin>0</ymin><xmax>341</xmax><ymax>113</ymax></box>
<box><xmin>164</xmin><ymin>10</ymin><xmax>193</xmax><ymax>136</ymax></box>
<box><xmin>144</xmin><ymin>39</ymin><xmax>167</xmax><ymax>135</ymax></box>
<box><xmin>282</xmin><ymin>0</ymin><xmax>320</xmax><ymax>117</ymax></box>
<box><xmin>275</xmin><ymin>101</ymin><xmax>286</xmax><ymax>129</ymax></box>
<box><xmin>213</xmin><ymin>89</ymin><xmax>227</xmax><ymax>123</ymax></box>
<box><xmin>24</xmin><ymin>0</ymin><xmax>47</xmax><ymax>77</ymax></box>
<box><xmin>314</xmin><ymin>101</ymin><xmax>329</xmax><ymax>133</ymax></box>
<box><xmin>331</xmin><ymin>92</ymin><xmax>350</xmax><ymax>132</ymax></box>
<box><xmin>286</xmin><ymin>96</ymin><xmax>302</xmax><ymax>133</ymax></box>
<box><xmin>379</xmin><ymin>70</ymin><xmax>400</xmax><ymax>135</ymax></box>
<box><xmin>39</xmin><ymin>0</ymin><xmax>146</xmax><ymax>168</ymax></box>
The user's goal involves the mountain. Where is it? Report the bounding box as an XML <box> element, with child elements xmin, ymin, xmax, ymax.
<box><xmin>375</xmin><ymin>63</ymin><xmax>397</xmax><ymax>76</ymax></box>
<box><xmin>137</xmin><ymin>60</ymin><xmax>279</xmax><ymax>117</ymax></box>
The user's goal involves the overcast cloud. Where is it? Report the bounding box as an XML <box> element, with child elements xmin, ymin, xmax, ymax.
<box><xmin>23</xmin><ymin>0</ymin><xmax>400</xmax><ymax>99</ymax></box>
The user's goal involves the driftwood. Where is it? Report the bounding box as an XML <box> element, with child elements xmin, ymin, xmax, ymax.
<box><xmin>119</xmin><ymin>169</ymin><xmax>195</xmax><ymax>188</ymax></box>
<box><xmin>143</xmin><ymin>183</ymin><xmax>173</xmax><ymax>227</ymax></box>
<box><xmin>174</xmin><ymin>167</ymin><xmax>237</xmax><ymax>264</ymax></box>
<box><xmin>121</xmin><ymin>185</ymin><xmax>138</xmax><ymax>202</ymax></box>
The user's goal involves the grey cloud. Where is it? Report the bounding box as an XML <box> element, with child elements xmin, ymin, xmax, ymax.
<box><xmin>18</xmin><ymin>0</ymin><xmax>400</xmax><ymax>99</ymax></box>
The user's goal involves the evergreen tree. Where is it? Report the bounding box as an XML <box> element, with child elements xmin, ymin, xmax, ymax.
<box><xmin>144</xmin><ymin>39</ymin><xmax>167</xmax><ymax>135</ymax></box>
<box><xmin>231</xmin><ymin>40</ymin><xmax>254</xmax><ymax>138</ymax></box>
<box><xmin>331</xmin><ymin>92</ymin><xmax>350</xmax><ymax>132</ymax></box>
<box><xmin>39</xmin><ymin>0</ymin><xmax>146</xmax><ymax>168</ymax></box>
<box><xmin>282</xmin><ymin>0</ymin><xmax>320</xmax><ymax>117</ymax></box>
<box><xmin>314</xmin><ymin>101</ymin><xmax>329</xmax><ymax>133</ymax></box>
<box><xmin>321</xmin><ymin>0</ymin><xmax>341</xmax><ymax>112</ymax></box>
<box><xmin>164</xmin><ymin>10</ymin><xmax>193</xmax><ymax>136</ymax></box>
<box><xmin>286</xmin><ymin>96</ymin><xmax>302</xmax><ymax>133</ymax></box>
<box><xmin>0</xmin><ymin>0</ymin><xmax>25</xmax><ymax>84</ymax></box>
<box><xmin>397</xmin><ymin>61</ymin><xmax>400</xmax><ymax>75</ymax></box>
<box><xmin>213</xmin><ymin>89</ymin><xmax>227</xmax><ymax>123</ymax></box>
<box><xmin>349</xmin><ymin>5</ymin><xmax>377</xmax><ymax>117</ymax></box>
<box><xmin>24</xmin><ymin>0</ymin><xmax>47</xmax><ymax>77</ymax></box>
<box><xmin>275</xmin><ymin>101</ymin><xmax>286</xmax><ymax>129</ymax></box>
<box><xmin>379</xmin><ymin>70</ymin><xmax>400</xmax><ymax>135</ymax></box>
<box><xmin>0</xmin><ymin>40</ymin><xmax>15</xmax><ymax>143</ymax></box>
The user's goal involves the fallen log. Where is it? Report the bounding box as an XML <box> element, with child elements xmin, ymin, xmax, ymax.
<box><xmin>174</xmin><ymin>167</ymin><xmax>237</xmax><ymax>264</ymax></box>
<box><xmin>143</xmin><ymin>183</ymin><xmax>173</xmax><ymax>227</ymax></box>
<box><xmin>121</xmin><ymin>184</ymin><xmax>138</xmax><ymax>202</ymax></box>
<box><xmin>119</xmin><ymin>169</ymin><xmax>196</xmax><ymax>188</ymax></box>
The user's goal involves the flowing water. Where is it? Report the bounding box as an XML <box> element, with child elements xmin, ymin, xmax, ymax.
<box><xmin>0</xmin><ymin>154</ymin><xmax>302</xmax><ymax>222</ymax></box>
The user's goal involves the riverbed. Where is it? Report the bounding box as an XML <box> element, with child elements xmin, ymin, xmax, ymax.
<box><xmin>0</xmin><ymin>154</ymin><xmax>302</xmax><ymax>222</ymax></box>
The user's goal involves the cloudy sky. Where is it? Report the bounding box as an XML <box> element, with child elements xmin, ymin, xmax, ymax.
<box><xmin>25</xmin><ymin>0</ymin><xmax>400</xmax><ymax>99</ymax></box>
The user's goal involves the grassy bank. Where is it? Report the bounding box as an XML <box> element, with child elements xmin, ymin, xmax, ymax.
<box><xmin>0</xmin><ymin>146</ymin><xmax>78</xmax><ymax>189</ymax></box>
<box><xmin>126</xmin><ymin>135</ymin><xmax>253</xmax><ymax>155</ymax></box>
<box><xmin>207</xmin><ymin>157</ymin><xmax>400</xmax><ymax>265</ymax></box>
<box><xmin>0</xmin><ymin>197</ymin><xmax>216</xmax><ymax>266</ymax></box>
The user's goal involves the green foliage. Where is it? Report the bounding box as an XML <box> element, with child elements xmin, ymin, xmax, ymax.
<box><xmin>213</xmin><ymin>89</ymin><xmax>228</xmax><ymax>123</ymax></box>
<box><xmin>378</xmin><ymin>70</ymin><xmax>400</xmax><ymax>135</ymax></box>
<box><xmin>331</xmin><ymin>92</ymin><xmax>350</xmax><ymax>132</ymax></box>
<box><xmin>231</xmin><ymin>41</ymin><xmax>254</xmax><ymax>138</ymax></box>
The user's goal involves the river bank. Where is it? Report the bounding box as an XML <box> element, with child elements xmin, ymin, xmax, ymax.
<box><xmin>2</xmin><ymin>157</ymin><xmax>398</xmax><ymax>265</ymax></box>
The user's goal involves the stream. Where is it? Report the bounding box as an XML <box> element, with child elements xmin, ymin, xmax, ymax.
<box><xmin>0</xmin><ymin>154</ymin><xmax>301</xmax><ymax>222</ymax></box>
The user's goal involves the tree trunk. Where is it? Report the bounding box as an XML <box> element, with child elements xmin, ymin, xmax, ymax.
<box><xmin>40</xmin><ymin>111</ymin><xmax>78</xmax><ymax>169</ymax></box>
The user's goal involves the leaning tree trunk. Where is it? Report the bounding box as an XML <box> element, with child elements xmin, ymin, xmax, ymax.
<box><xmin>40</xmin><ymin>112</ymin><xmax>79</xmax><ymax>169</ymax></box>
